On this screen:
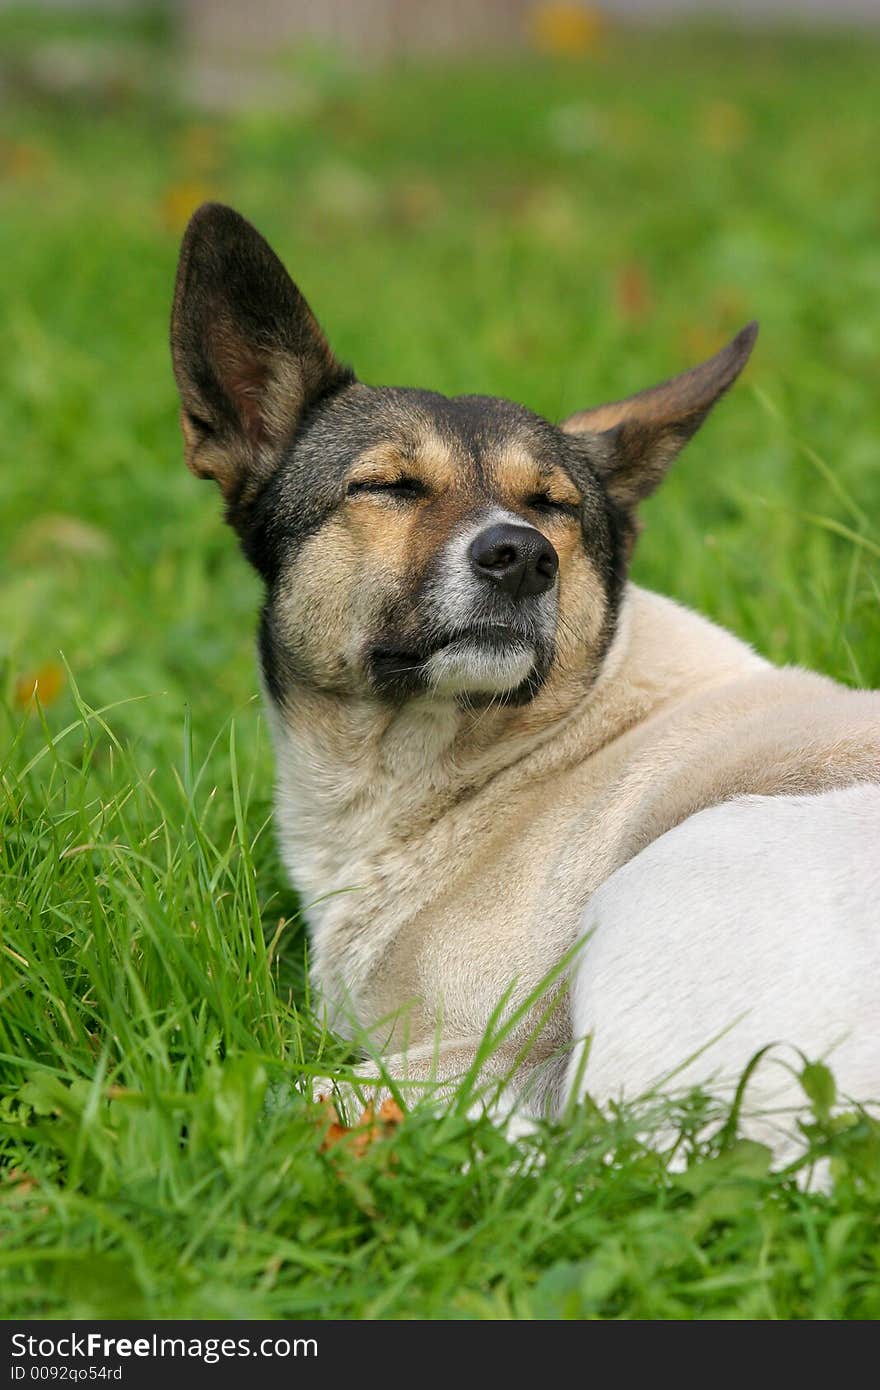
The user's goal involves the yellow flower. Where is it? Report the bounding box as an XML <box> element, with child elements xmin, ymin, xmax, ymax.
<box><xmin>529</xmin><ymin>3</ymin><xmax>605</xmax><ymax>57</ymax></box>
<box><xmin>160</xmin><ymin>180</ymin><xmax>216</xmax><ymax>233</ymax></box>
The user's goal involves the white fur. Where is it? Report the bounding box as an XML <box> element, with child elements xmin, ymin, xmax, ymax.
<box><xmin>423</xmin><ymin>635</ymin><xmax>535</xmax><ymax>694</ymax></box>
<box><xmin>268</xmin><ymin>583</ymin><xmax>880</xmax><ymax>1155</ymax></box>
<box><xmin>566</xmin><ymin>784</ymin><xmax>880</xmax><ymax>1153</ymax></box>
<box><xmin>418</xmin><ymin>505</ymin><xmax>556</xmax><ymax>697</ymax></box>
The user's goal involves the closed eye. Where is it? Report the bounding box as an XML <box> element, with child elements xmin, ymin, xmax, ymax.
<box><xmin>525</xmin><ymin>492</ymin><xmax>580</xmax><ymax>518</ymax></box>
<box><xmin>347</xmin><ymin>477</ymin><xmax>428</xmax><ymax>501</ymax></box>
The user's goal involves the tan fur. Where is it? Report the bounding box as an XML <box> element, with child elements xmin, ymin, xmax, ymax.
<box><xmin>269</xmin><ymin>583</ymin><xmax>880</xmax><ymax>1099</ymax></box>
<box><xmin>167</xmin><ymin>210</ymin><xmax>871</xmax><ymax>1114</ymax></box>
<box><xmin>346</xmin><ymin>436</ymin><xmax>475</xmax><ymax>576</ymax></box>
<box><xmin>488</xmin><ymin>443</ymin><xmax>583</xmax><ymax>510</ymax></box>
<box><xmin>347</xmin><ymin>435</ymin><xmax>456</xmax><ymax>492</ymax></box>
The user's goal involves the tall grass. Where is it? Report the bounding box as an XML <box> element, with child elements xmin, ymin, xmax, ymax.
<box><xmin>1</xmin><ymin>20</ymin><xmax>879</xmax><ymax>1318</ymax></box>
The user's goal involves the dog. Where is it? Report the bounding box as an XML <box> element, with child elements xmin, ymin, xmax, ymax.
<box><xmin>171</xmin><ymin>203</ymin><xmax>880</xmax><ymax>1150</ymax></box>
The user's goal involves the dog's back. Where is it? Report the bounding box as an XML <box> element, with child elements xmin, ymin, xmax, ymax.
<box><xmin>567</xmin><ymin>781</ymin><xmax>880</xmax><ymax>1148</ymax></box>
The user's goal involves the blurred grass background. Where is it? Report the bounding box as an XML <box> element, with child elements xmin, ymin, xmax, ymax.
<box><xmin>5</xmin><ymin>14</ymin><xmax>880</xmax><ymax>747</ymax></box>
<box><xmin>1</xmin><ymin>7</ymin><xmax>880</xmax><ymax>1319</ymax></box>
<box><xmin>3</xmin><ymin>15</ymin><xmax>880</xmax><ymax>774</ymax></box>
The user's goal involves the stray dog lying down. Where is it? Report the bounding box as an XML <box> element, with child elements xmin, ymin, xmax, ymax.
<box><xmin>171</xmin><ymin>204</ymin><xmax>880</xmax><ymax>1148</ymax></box>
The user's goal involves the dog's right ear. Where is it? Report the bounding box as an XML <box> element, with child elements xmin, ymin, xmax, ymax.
<box><xmin>171</xmin><ymin>203</ymin><xmax>351</xmax><ymax>512</ymax></box>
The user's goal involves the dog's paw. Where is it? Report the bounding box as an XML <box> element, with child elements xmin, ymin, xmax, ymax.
<box><xmin>310</xmin><ymin>1074</ymin><xmax>336</xmax><ymax>1105</ymax></box>
<box><xmin>310</xmin><ymin>1070</ymin><xmax>390</xmax><ymax>1124</ymax></box>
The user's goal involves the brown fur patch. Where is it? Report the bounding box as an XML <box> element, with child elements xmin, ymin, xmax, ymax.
<box><xmin>342</xmin><ymin>430</ymin><xmax>481</xmax><ymax>582</ymax></box>
<box><xmin>346</xmin><ymin>434</ymin><xmax>457</xmax><ymax>494</ymax></box>
<box><xmin>487</xmin><ymin>443</ymin><xmax>583</xmax><ymax>512</ymax></box>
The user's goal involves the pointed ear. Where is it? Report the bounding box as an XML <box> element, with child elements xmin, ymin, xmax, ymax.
<box><xmin>170</xmin><ymin>203</ymin><xmax>352</xmax><ymax>511</ymax></box>
<box><xmin>560</xmin><ymin>322</ymin><xmax>758</xmax><ymax>511</ymax></box>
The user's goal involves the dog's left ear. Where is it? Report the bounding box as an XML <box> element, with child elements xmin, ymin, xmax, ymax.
<box><xmin>561</xmin><ymin>322</ymin><xmax>758</xmax><ymax>511</ymax></box>
<box><xmin>171</xmin><ymin>203</ymin><xmax>351</xmax><ymax>512</ymax></box>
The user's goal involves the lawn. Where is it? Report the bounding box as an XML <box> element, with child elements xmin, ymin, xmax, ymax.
<box><xmin>1</xmin><ymin>16</ymin><xmax>879</xmax><ymax>1319</ymax></box>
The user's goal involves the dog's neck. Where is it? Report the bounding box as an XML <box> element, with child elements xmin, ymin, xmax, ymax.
<box><xmin>265</xmin><ymin>583</ymin><xmax>766</xmax><ymax>920</ymax></box>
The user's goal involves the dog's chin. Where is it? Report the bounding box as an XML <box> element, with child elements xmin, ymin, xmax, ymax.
<box><xmin>366</xmin><ymin>629</ymin><xmax>548</xmax><ymax>706</ymax></box>
<box><xmin>422</xmin><ymin>635</ymin><xmax>536</xmax><ymax>699</ymax></box>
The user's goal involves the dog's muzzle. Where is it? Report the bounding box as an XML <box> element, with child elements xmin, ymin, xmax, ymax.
<box><xmin>367</xmin><ymin>512</ymin><xmax>559</xmax><ymax>704</ymax></box>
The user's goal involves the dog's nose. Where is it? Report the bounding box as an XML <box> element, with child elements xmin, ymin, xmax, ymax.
<box><xmin>468</xmin><ymin>523</ymin><xmax>559</xmax><ymax>599</ymax></box>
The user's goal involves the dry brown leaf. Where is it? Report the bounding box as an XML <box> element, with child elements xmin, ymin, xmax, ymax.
<box><xmin>378</xmin><ymin>1097</ymin><xmax>405</xmax><ymax>1127</ymax></box>
<box><xmin>0</xmin><ymin>140</ymin><xmax>53</xmax><ymax>179</ymax></box>
<box><xmin>614</xmin><ymin>262</ymin><xmax>653</xmax><ymax>323</ymax></box>
<box><xmin>316</xmin><ymin>1093</ymin><xmax>346</xmax><ymax>1152</ymax></box>
<box><xmin>14</xmin><ymin>662</ymin><xmax>65</xmax><ymax>710</ymax></box>
<box><xmin>320</xmin><ymin>1121</ymin><xmax>351</xmax><ymax>1152</ymax></box>
<box><xmin>317</xmin><ymin>1094</ymin><xmax>405</xmax><ymax>1157</ymax></box>
<box><xmin>6</xmin><ymin>1168</ymin><xmax>37</xmax><ymax>1196</ymax></box>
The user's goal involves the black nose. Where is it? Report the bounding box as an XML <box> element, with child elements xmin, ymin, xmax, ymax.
<box><xmin>468</xmin><ymin>523</ymin><xmax>559</xmax><ymax>599</ymax></box>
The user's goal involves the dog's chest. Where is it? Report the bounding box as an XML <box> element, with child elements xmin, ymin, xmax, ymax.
<box><xmin>269</xmin><ymin>699</ymin><xmax>476</xmax><ymax>957</ymax></box>
<box><xmin>263</xmin><ymin>588</ymin><xmax>875</xmax><ymax>1047</ymax></box>
<box><xmin>267</xmin><ymin>696</ymin><xmax>626</xmax><ymax>1039</ymax></box>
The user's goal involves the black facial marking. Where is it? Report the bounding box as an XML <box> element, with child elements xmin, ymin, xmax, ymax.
<box><xmin>560</xmin><ymin>431</ymin><xmax>632</xmax><ymax>656</ymax></box>
<box><xmin>257</xmin><ymin>600</ymin><xmax>287</xmax><ymax>705</ymax></box>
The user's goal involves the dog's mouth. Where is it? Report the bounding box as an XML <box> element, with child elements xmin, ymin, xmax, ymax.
<box><xmin>371</xmin><ymin>625</ymin><xmax>517</xmax><ymax>666</ymax></box>
<box><xmin>368</xmin><ymin>625</ymin><xmax>548</xmax><ymax>703</ymax></box>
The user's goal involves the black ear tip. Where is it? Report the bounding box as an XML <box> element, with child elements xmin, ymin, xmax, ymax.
<box><xmin>181</xmin><ymin>201</ymin><xmax>253</xmax><ymax>248</ymax></box>
<box><xmin>713</xmin><ymin>320</ymin><xmax>758</xmax><ymax>381</ymax></box>
<box><xmin>733</xmin><ymin>320</ymin><xmax>760</xmax><ymax>356</ymax></box>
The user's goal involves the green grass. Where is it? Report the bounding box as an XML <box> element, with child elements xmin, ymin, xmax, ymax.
<box><xmin>2</xmin><ymin>19</ymin><xmax>880</xmax><ymax>1319</ymax></box>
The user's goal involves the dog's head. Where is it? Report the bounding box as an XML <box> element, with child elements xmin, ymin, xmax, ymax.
<box><xmin>171</xmin><ymin>204</ymin><xmax>756</xmax><ymax>710</ymax></box>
